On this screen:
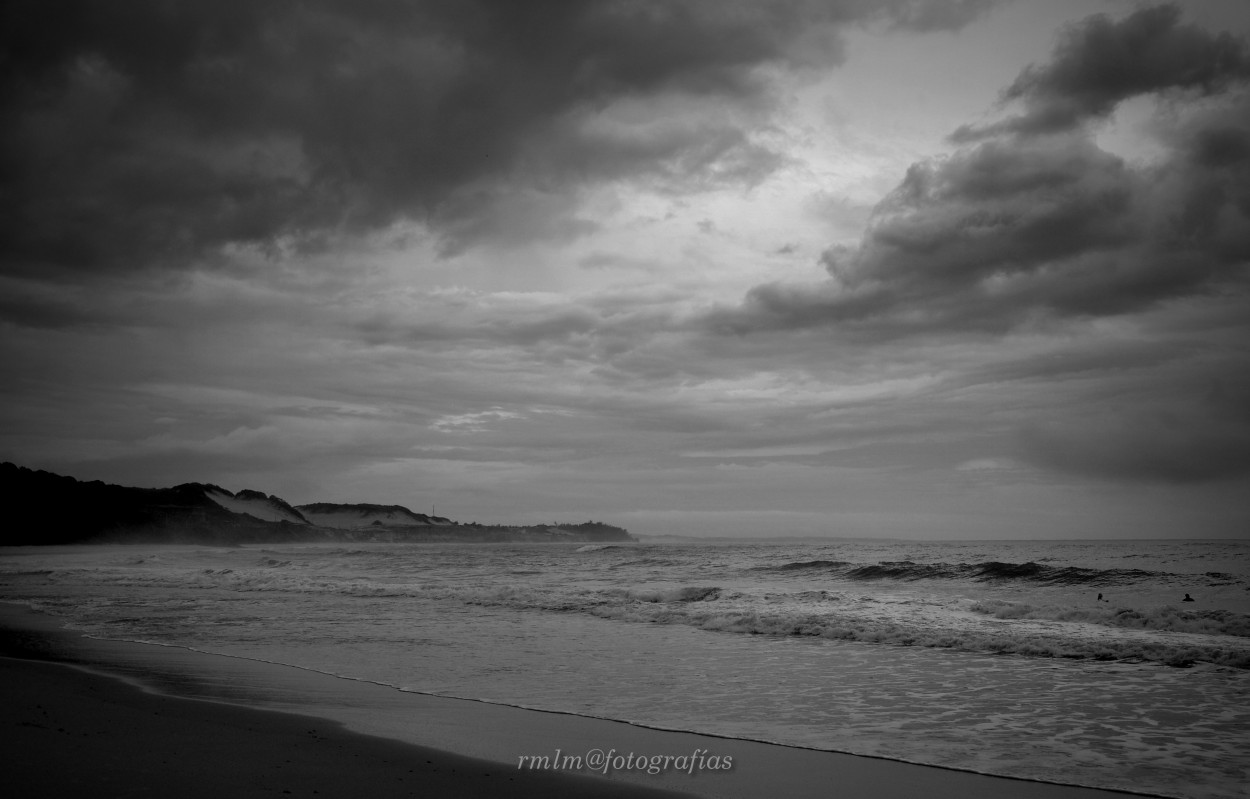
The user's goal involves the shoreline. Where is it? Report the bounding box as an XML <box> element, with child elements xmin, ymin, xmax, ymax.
<box><xmin>1</xmin><ymin>602</ymin><xmax>1157</xmax><ymax>799</ymax></box>
<box><xmin>1</xmin><ymin>656</ymin><xmax>696</xmax><ymax>799</ymax></box>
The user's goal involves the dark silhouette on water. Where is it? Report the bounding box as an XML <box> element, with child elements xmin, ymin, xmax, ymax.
<box><xmin>1183</xmin><ymin>593</ymin><xmax>1195</xmax><ymax>602</ymax></box>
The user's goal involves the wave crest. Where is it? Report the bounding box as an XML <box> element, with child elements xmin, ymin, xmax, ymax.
<box><xmin>763</xmin><ymin>559</ymin><xmax>1182</xmax><ymax>586</ymax></box>
<box><xmin>970</xmin><ymin>600</ymin><xmax>1250</xmax><ymax>637</ymax></box>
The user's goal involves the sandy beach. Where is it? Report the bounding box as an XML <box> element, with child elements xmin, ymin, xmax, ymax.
<box><xmin>1</xmin><ymin>656</ymin><xmax>697</xmax><ymax>799</ymax></box>
<box><xmin>1</xmin><ymin>603</ymin><xmax>1156</xmax><ymax>799</ymax></box>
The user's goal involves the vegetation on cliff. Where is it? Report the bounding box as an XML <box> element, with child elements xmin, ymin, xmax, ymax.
<box><xmin>0</xmin><ymin>463</ymin><xmax>632</xmax><ymax>546</ymax></box>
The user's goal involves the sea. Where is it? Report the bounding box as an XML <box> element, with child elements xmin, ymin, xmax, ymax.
<box><xmin>2</xmin><ymin>538</ymin><xmax>1248</xmax><ymax>799</ymax></box>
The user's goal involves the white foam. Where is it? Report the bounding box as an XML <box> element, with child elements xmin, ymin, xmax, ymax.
<box><xmin>5</xmin><ymin>540</ymin><xmax>1249</xmax><ymax>799</ymax></box>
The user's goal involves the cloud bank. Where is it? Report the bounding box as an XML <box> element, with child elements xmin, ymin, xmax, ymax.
<box><xmin>719</xmin><ymin>5</ymin><xmax>1250</xmax><ymax>338</ymax></box>
<box><xmin>1</xmin><ymin>0</ymin><xmax>994</xmax><ymax>276</ymax></box>
<box><xmin>708</xmin><ymin>3</ymin><xmax>1250</xmax><ymax>485</ymax></box>
<box><xmin>3</xmin><ymin>2</ymin><xmax>1248</xmax><ymax>537</ymax></box>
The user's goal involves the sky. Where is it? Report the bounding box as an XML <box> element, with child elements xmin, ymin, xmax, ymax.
<box><xmin>2</xmin><ymin>0</ymin><xmax>1249</xmax><ymax>539</ymax></box>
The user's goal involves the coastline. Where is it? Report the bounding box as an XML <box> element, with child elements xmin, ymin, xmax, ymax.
<box><xmin>1</xmin><ymin>602</ymin><xmax>1157</xmax><ymax>799</ymax></box>
<box><xmin>2</xmin><ymin>657</ymin><xmax>696</xmax><ymax>799</ymax></box>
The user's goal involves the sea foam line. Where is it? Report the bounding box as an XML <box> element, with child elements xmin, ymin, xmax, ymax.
<box><xmin>40</xmin><ymin>624</ymin><xmax>1177</xmax><ymax>799</ymax></box>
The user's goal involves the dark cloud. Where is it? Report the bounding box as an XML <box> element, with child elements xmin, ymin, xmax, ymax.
<box><xmin>1189</xmin><ymin>124</ymin><xmax>1250</xmax><ymax>167</ymax></box>
<box><xmin>951</xmin><ymin>4</ymin><xmax>1250</xmax><ymax>141</ymax></box>
<box><xmin>955</xmin><ymin>325</ymin><xmax>1250</xmax><ymax>485</ymax></box>
<box><xmin>707</xmin><ymin>126</ymin><xmax>1250</xmax><ymax>497</ymax></box>
<box><xmin>835</xmin><ymin>137</ymin><xmax>1137</xmax><ymax>289</ymax></box>
<box><xmin>879</xmin><ymin>0</ymin><xmax>1000</xmax><ymax>33</ymax></box>
<box><xmin>1</xmin><ymin>0</ymin><xmax>991</xmax><ymax>278</ymax></box>
<box><xmin>0</xmin><ymin>282</ymin><xmax>110</xmax><ymax>330</ymax></box>
<box><xmin>699</xmin><ymin>5</ymin><xmax>1250</xmax><ymax>486</ymax></box>
<box><xmin>953</xmin><ymin>341</ymin><xmax>1183</xmax><ymax>389</ymax></box>
<box><xmin>711</xmin><ymin>7</ymin><xmax>1250</xmax><ymax>339</ymax></box>
<box><xmin>1020</xmin><ymin>409</ymin><xmax>1250</xmax><ymax>484</ymax></box>
<box><xmin>708</xmin><ymin>133</ymin><xmax>1201</xmax><ymax>336</ymax></box>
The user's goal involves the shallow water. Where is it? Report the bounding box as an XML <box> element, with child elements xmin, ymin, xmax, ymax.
<box><xmin>2</xmin><ymin>539</ymin><xmax>1247</xmax><ymax>798</ymax></box>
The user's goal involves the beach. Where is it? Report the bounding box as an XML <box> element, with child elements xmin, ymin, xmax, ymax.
<box><xmin>2</xmin><ymin>657</ymin><xmax>686</xmax><ymax>799</ymax></box>
<box><xmin>7</xmin><ymin>1</ymin><xmax>1250</xmax><ymax>795</ymax></box>
<box><xmin>3</xmin><ymin>601</ymin><xmax>1159</xmax><ymax>799</ymax></box>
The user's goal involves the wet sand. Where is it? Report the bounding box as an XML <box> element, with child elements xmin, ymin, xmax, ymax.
<box><xmin>1</xmin><ymin>603</ymin><xmax>1154</xmax><ymax>799</ymax></box>
<box><xmin>1</xmin><ymin>656</ymin><xmax>700</xmax><ymax>799</ymax></box>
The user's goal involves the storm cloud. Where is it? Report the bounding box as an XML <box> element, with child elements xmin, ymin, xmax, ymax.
<box><xmin>0</xmin><ymin>0</ymin><xmax>994</xmax><ymax>277</ymax></box>
<box><xmin>706</xmin><ymin>3</ymin><xmax>1250</xmax><ymax>486</ymax></box>
<box><xmin>716</xmin><ymin>4</ymin><xmax>1250</xmax><ymax>338</ymax></box>
<box><xmin>952</xmin><ymin>4</ymin><xmax>1250</xmax><ymax>140</ymax></box>
<box><xmin>4</xmin><ymin>1</ymin><xmax>1248</xmax><ymax>536</ymax></box>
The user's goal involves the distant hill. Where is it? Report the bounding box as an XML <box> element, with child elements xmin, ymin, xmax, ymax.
<box><xmin>0</xmin><ymin>463</ymin><xmax>633</xmax><ymax>546</ymax></box>
<box><xmin>296</xmin><ymin>502</ymin><xmax>453</xmax><ymax>529</ymax></box>
<box><xmin>207</xmin><ymin>488</ymin><xmax>311</xmax><ymax>525</ymax></box>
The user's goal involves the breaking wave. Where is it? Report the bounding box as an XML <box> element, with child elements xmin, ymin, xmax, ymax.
<box><xmin>771</xmin><ymin>559</ymin><xmax>851</xmax><ymax>572</ymax></box>
<box><xmin>970</xmin><ymin>600</ymin><xmax>1250</xmax><ymax>637</ymax></box>
<box><xmin>22</xmin><ymin>549</ymin><xmax>1250</xmax><ymax>672</ymax></box>
<box><xmin>764</xmin><ymin>559</ymin><xmax>1183</xmax><ymax>585</ymax></box>
<box><xmin>59</xmin><ymin>564</ymin><xmax>1250</xmax><ymax>669</ymax></box>
<box><xmin>455</xmin><ymin>584</ymin><xmax>1250</xmax><ymax>670</ymax></box>
<box><xmin>626</xmin><ymin>586</ymin><xmax>722</xmax><ymax>603</ymax></box>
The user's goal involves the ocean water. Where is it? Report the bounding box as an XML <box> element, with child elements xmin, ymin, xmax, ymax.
<box><xmin>2</xmin><ymin>539</ymin><xmax>1248</xmax><ymax>799</ymax></box>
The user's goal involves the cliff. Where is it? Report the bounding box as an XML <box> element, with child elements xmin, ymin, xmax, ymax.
<box><xmin>0</xmin><ymin>463</ymin><xmax>633</xmax><ymax>546</ymax></box>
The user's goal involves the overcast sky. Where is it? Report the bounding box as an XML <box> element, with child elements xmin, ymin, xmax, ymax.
<box><xmin>3</xmin><ymin>0</ymin><xmax>1249</xmax><ymax>539</ymax></box>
